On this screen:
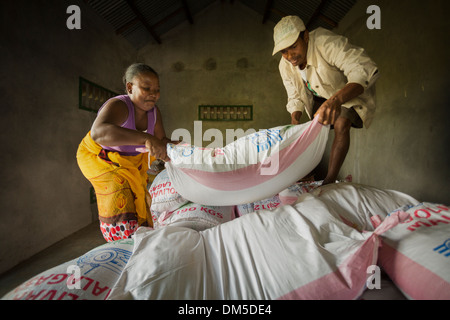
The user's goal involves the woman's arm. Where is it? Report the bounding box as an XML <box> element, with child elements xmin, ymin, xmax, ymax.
<box><xmin>90</xmin><ymin>99</ymin><xmax>168</xmax><ymax>160</ymax></box>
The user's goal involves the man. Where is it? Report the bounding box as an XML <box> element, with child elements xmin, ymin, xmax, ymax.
<box><xmin>273</xmin><ymin>16</ymin><xmax>379</xmax><ymax>185</ymax></box>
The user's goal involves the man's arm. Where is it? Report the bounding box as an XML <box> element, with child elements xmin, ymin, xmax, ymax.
<box><xmin>314</xmin><ymin>82</ymin><xmax>364</xmax><ymax>125</ymax></box>
<box><xmin>279</xmin><ymin>59</ymin><xmax>307</xmax><ymax>125</ymax></box>
<box><xmin>291</xmin><ymin>111</ymin><xmax>303</xmax><ymax>124</ymax></box>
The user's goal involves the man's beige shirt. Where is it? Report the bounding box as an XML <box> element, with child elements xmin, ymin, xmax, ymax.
<box><xmin>279</xmin><ymin>27</ymin><xmax>379</xmax><ymax>128</ymax></box>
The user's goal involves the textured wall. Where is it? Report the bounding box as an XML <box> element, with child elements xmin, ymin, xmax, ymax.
<box><xmin>137</xmin><ymin>1</ymin><xmax>288</xmax><ymax>146</ymax></box>
<box><xmin>139</xmin><ymin>0</ymin><xmax>449</xmax><ymax>204</ymax></box>
<box><xmin>330</xmin><ymin>0</ymin><xmax>450</xmax><ymax>203</ymax></box>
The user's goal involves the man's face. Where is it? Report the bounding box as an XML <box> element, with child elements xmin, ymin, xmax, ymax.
<box><xmin>280</xmin><ymin>32</ymin><xmax>309</xmax><ymax>69</ymax></box>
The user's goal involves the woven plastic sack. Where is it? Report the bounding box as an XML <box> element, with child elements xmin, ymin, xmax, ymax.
<box><xmin>378</xmin><ymin>202</ymin><xmax>450</xmax><ymax>299</ymax></box>
<box><xmin>107</xmin><ymin>193</ymin><xmax>407</xmax><ymax>300</ymax></box>
<box><xmin>165</xmin><ymin>118</ymin><xmax>329</xmax><ymax>206</ymax></box>
<box><xmin>154</xmin><ymin>202</ymin><xmax>235</xmax><ymax>231</ymax></box>
<box><xmin>2</xmin><ymin>239</ymin><xmax>134</xmax><ymax>300</ymax></box>
<box><xmin>236</xmin><ymin>194</ymin><xmax>282</xmax><ymax>216</ymax></box>
<box><xmin>278</xmin><ymin>181</ymin><xmax>323</xmax><ymax>205</ymax></box>
<box><xmin>304</xmin><ymin>182</ymin><xmax>420</xmax><ymax>231</ymax></box>
<box><xmin>148</xmin><ymin>169</ymin><xmax>189</xmax><ymax>220</ymax></box>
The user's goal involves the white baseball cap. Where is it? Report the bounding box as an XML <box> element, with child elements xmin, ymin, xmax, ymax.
<box><xmin>272</xmin><ymin>16</ymin><xmax>306</xmax><ymax>56</ymax></box>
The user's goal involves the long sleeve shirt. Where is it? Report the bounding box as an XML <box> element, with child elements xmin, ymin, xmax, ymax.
<box><xmin>279</xmin><ymin>27</ymin><xmax>380</xmax><ymax>128</ymax></box>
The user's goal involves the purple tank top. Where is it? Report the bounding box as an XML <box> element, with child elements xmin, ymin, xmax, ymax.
<box><xmin>99</xmin><ymin>95</ymin><xmax>157</xmax><ymax>156</ymax></box>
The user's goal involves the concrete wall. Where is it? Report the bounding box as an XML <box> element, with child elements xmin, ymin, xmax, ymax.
<box><xmin>139</xmin><ymin>0</ymin><xmax>449</xmax><ymax>204</ymax></box>
<box><xmin>0</xmin><ymin>0</ymin><xmax>137</xmax><ymax>274</ymax></box>
<box><xmin>137</xmin><ymin>1</ymin><xmax>287</xmax><ymax>145</ymax></box>
<box><xmin>329</xmin><ymin>0</ymin><xmax>450</xmax><ymax>203</ymax></box>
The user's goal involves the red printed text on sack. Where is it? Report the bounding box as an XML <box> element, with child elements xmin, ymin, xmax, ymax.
<box><xmin>10</xmin><ymin>273</ymin><xmax>111</xmax><ymax>300</ymax></box>
<box><xmin>401</xmin><ymin>205</ymin><xmax>450</xmax><ymax>231</ymax></box>
<box><xmin>254</xmin><ymin>202</ymin><xmax>280</xmax><ymax>211</ymax></box>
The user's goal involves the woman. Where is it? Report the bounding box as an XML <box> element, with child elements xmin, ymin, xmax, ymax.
<box><xmin>77</xmin><ymin>63</ymin><xmax>173</xmax><ymax>241</ymax></box>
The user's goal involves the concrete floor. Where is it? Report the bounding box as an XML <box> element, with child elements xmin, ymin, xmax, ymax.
<box><xmin>0</xmin><ymin>222</ymin><xmax>105</xmax><ymax>298</ymax></box>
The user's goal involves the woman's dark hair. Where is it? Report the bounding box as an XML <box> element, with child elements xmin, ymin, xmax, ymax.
<box><xmin>299</xmin><ymin>31</ymin><xmax>305</xmax><ymax>40</ymax></box>
<box><xmin>122</xmin><ymin>63</ymin><xmax>159</xmax><ymax>89</ymax></box>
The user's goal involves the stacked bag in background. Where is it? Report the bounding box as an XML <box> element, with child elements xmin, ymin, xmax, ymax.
<box><xmin>149</xmin><ymin>169</ymin><xmax>235</xmax><ymax>231</ymax></box>
<box><xmin>235</xmin><ymin>194</ymin><xmax>282</xmax><ymax>217</ymax></box>
<box><xmin>148</xmin><ymin>168</ymin><xmax>325</xmax><ymax>228</ymax></box>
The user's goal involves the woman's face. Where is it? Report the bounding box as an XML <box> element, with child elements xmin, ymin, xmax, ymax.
<box><xmin>280</xmin><ymin>31</ymin><xmax>309</xmax><ymax>69</ymax></box>
<box><xmin>127</xmin><ymin>72</ymin><xmax>160</xmax><ymax>112</ymax></box>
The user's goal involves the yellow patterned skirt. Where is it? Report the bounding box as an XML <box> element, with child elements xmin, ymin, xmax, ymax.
<box><xmin>76</xmin><ymin>132</ymin><xmax>154</xmax><ymax>228</ymax></box>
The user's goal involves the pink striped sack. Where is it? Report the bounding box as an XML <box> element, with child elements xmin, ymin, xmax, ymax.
<box><xmin>378</xmin><ymin>202</ymin><xmax>450</xmax><ymax>300</ymax></box>
<box><xmin>165</xmin><ymin>118</ymin><xmax>329</xmax><ymax>206</ymax></box>
<box><xmin>107</xmin><ymin>193</ymin><xmax>409</xmax><ymax>300</ymax></box>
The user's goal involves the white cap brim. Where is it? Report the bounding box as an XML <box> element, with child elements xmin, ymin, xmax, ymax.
<box><xmin>272</xmin><ymin>31</ymin><xmax>300</xmax><ymax>56</ymax></box>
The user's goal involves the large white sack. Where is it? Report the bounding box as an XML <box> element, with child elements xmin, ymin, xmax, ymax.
<box><xmin>165</xmin><ymin>118</ymin><xmax>329</xmax><ymax>206</ymax></box>
<box><xmin>148</xmin><ymin>169</ymin><xmax>189</xmax><ymax>220</ymax></box>
<box><xmin>107</xmin><ymin>193</ymin><xmax>406</xmax><ymax>300</ymax></box>
<box><xmin>2</xmin><ymin>239</ymin><xmax>134</xmax><ymax>300</ymax></box>
<box><xmin>378</xmin><ymin>202</ymin><xmax>450</xmax><ymax>300</ymax></box>
<box><xmin>297</xmin><ymin>182</ymin><xmax>420</xmax><ymax>231</ymax></box>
